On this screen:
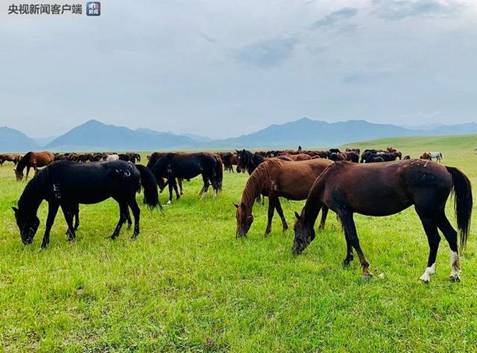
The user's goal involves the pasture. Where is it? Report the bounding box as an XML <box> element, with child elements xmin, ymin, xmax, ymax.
<box><xmin>1</xmin><ymin>135</ymin><xmax>477</xmax><ymax>353</ymax></box>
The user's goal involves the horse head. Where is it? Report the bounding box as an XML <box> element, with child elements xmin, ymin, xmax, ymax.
<box><xmin>235</xmin><ymin>202</ymin><xmax>253</xmax><ymax>237</ymax></box>
<box><xmin>292</xmin><ymin>211</ymin><xmax>315</xmax><ymax>255</ymax></box>
<box><xmin>12</xmin><ymin>207</ymin><xmax>40</xmax><ymax>245</ymax></box>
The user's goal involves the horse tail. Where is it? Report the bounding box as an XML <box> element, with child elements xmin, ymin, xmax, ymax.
<box><xmin>446</xmin><ymin>166</ymin><xmax>472</xmax><ymax>251</ymax></box>
<box><xmin>215</xmin><ymin>156</ymin><xmax>223</xmax><ymax>191</ymax></box>
<box><xmin>135</xmin><ymin>164</ymin><xmax>162</xmax><ymax>210</ymax></box>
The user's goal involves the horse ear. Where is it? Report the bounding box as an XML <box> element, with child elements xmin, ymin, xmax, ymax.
<box><xmin>294</xmin><ymin>211</ymin><xmax>300</xmax><ymax>220</ymax></box>
<box><xmin>233</xmin><ymin>203</ymin><xmax>239</xmax><ymax>209</ymax></box>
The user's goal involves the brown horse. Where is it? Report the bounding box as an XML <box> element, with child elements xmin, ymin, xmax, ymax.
<box><xmin>278</xmin><ymin>153</ymin><xmax>312</xmax><ymax>161</ymax></box>
<box><xmin>293</xmin><ymin>160</ymin><xmax>472</xmax><ymax>283</ymax></box>
<box><xmin>420</xmin><ymin>152</ymin><xmax>432</xmax><ymax>160</ymax></box>
<box><xmin>0</xmin><ymin>153</ymin><xmax>21</xmax><ymax>165</ymax></box>
<box><xmin>15</xmin><ymin>151</ymin><xmax>55</xmax><ymax>181</ymax></box>
<box><xmin>235</xmin><ymin>158</ymin><xmax>332</xmax><ymax>237</ymax></box>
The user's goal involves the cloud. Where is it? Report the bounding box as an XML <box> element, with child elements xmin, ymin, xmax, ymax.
<box><xmin>235</xmin><ymin>37</ymin><xmax>299</xmax><ymax>68</ymax></box>
<box><xmin>312</xmin><ymin>7</ymin><xmax>359</xmax><ymax>29</ymax></box>
<box><xmin>372</xmin><ymin>0</ymin><xmax>464</xmax><ymax>20</ymax></box>
<box><xmin>341</xmin><ymin>70</ymin><xmax>391</xmax><ymax>84</ymax></box>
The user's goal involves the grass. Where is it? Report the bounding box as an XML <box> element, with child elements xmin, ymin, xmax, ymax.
<box><xmin>1</xmin><ymin>135</ymin><xmax>477</xmax><ymax>352</ymax></box>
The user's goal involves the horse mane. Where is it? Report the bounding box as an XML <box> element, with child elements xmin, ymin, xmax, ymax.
<box><xmin>18</xmin><ymin>168</ymin><xmax>47</xmax><ymax>214</ymax></box>
<box><xmin>240</xmin><ymin>159</ymin><xmax>282</xmax><ymax>208</ymax></box>
<box><xmin>16</xmin><ymin>152</ymin><xmax>31</xmax><ymax>173</ymax></box>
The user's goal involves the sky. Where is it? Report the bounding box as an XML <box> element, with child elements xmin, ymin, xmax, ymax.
<box><xmin>1</xmin><ymin>0</ymin><xmax>476</xmax><ymax>138</ymax></box>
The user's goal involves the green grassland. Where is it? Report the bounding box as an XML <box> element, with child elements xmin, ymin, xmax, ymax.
<box><xmin>1</xmin><ymin>135</ymin><xmax>477</xmax><ymax>352</ymax></box>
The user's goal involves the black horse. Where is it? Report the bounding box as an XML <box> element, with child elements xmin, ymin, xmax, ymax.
<box><xmin>13</xmin><ymin>160</ymin><xmax>160</xmax><ymax>248</ymax></box>
<box><xmin>236</xmin><ymin>149</ymin><xmax>265</xmax><ymax>175</ymax></box>
<box><xmin>148</xmin><ymin>152</ymin><xmax>223</xmax><ymax>203</ymax></box>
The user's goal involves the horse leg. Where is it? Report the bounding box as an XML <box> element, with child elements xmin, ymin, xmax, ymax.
<box><xmin>200</xmin><ymin>174</ymin><xmax>210</xmax><ymax>197</ymax></box>
<box><xmin>274</xmin><ymin>197</ymin><xmax>288</xmax><ymax>232</ymax></box>
<box><xmin>319</xmin><ymin>206</ymin><xmax>329</xmax><ymax>230</ymax></box>
<box><xmin>436</xmin><ymin>211</ymin><xmax>460</xmax><ymax>281</ymax></box>
<box><xmin>61</xmin><ymin>205</ymin><xmax>76</xmax><ymax>241</ymax></box>
<box><xmin>128</xmin><ymin>198</ymin><xmax>140</xmax><ymax>239</ymax></box>
<box><xmin>173</xmin><ymin>179</ymin><xmax>180</xmax><ymax>200</ymax></box>
<box><xmin>265</xmin><ymin>197</ymin><xmax>276</xmax><ymax>236</ymax></box>
<box><xmin>167</xmin><ymin>177</ymin><xmax>175</xmax><ymax>204</ymax></box>
<box><xmin>110</xmin><ymin>202</ymin><xmax>128</xmax><ymax>239</ymax></box>
<box><xmin>73</xmin><ymin>204</ymin><xmax>80</xmax><ymax>231</ymax></box>
<box><xmin>126</xmin><ymin>207</ymin><xmax>132</xmax><ymax>229</ymax></box>
<box><xmin>339</xmin><ymin>211</ymin><xmax>371</xmax><ymax>277</ymax></box>
<box><xmin>418</xmin><ymin>215</ymin><xmax>441</xmax><ymax>283</ymax></box>
<box><xmin>179</xmin><ymin>178</ymin><xmax>184</xmax><ymax>195</ymax></box>
<box><xmin>41</xmin><ymin>202</ymin><xmax>59</xmax><ymax>249</ymax></box>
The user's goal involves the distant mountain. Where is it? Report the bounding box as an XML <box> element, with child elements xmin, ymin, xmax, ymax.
<box><xmin>46</xmin><ymin>120</ymin><xmax>196</xmax><ymax>151</ymax></box>
<box><xmin>0</xmin><ymin>127</ymin><xmax>38</xmax><ymax>152</ymax></box>
<box><xmin>214</xmin><ymin>118</ymin><xmax>477</xmax><ymax>148</ymax></box>
<box><xmin>2</xmin><ymin>118</ymin><xmax>477</xmax><ymax>152</ymax></box>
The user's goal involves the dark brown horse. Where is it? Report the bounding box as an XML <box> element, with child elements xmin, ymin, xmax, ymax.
<box><xmin>0</xmin><ymin>153</ymin><xmax>21</xmax><ymax>165</ymax></box>
<box><xmin>15</xmin><ymin>151</ymin><xmax>55</xmax><ymax>181</ymax></box>
<box><xmin>235</xmin><ymin>158</ymin><xmax>332</xmax><ymax>237</ymax></box>
<box><xmin>293</xmin><ymin>160</ymin><xmax>472</xmax><ymax>283</ymax></box>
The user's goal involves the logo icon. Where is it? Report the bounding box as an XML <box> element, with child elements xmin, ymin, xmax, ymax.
<box><xmin>86</xmin><ymin>1</ymin><xmax>100</xmax><ymax>16</ymax></box>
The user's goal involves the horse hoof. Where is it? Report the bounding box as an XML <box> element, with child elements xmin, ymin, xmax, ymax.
<box><xmin>449</xmin><ymin>275</ymin><xmax>461</xmax><ymax>282</ymax></box>
<box><xmin>342</xmin><ymin>261</ymin><xmax>351</xmax><ymax>268</ymax></box>
<box><xmin>419</xmin><ymin>276</ymin><xmax>430</xmax><ymax>284</ymax></box>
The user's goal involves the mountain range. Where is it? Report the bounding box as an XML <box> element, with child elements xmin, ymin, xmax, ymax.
<box><xmin>1</xmin><ymin>118</ymin><xmax>477</xmax><ymax>152</ymax></box>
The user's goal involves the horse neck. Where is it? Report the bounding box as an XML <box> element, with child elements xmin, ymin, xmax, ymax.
<box><xmin>18</xmin><ymin>173</ymin><xmax>45</xmax><ymax>215</ymax></box>
<box><xmin>16</xmin><ymin>154</ymin><xmax>28</xmax><ymax>172</ymax></box>
<box><xmin>240</xmin><ymin>170</ymin><xmax>264</xmax><ymax>211</ymax></box>
<box><xmin>301</xmin><ymin>170</ymin><xmax>329</xmax><ymax>227</ymax></box>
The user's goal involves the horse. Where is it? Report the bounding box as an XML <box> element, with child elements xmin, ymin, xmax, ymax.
<box><xmin>236</xmin><ymin>149</ymin><xmax>265</xmax><ymax>174</ymax></box>
<box><xmin>15</xmin><ymin>151</ymin><xmax>55</xmax><ymax>181</ymax></box>
<box><xmin>235</xmin><ymin>158</ymin><xmax>332</xmax><ymax>237</ymax></box>
<box><xmin>12</xmin><ymin>160</ymin><xmax>160</xmax><ymax>248</ymax></box>
<box><xmin>0</xmin><ymin>153</ymin><xmax>21</xmax><ymax>165</ymax></box>
<box><xmin>219</xmin><ymin>152</ymin><xmax>236</xmax><ymax>173</ymax></box>
<box><xmin>430</xmin><ymin>152</ymin><xmax>443</xmax><ymax>162</ymax></box>
<box><xmin>103</xmin><ymin>153</ymin><xmax>120</xmax><ymax>161</ymax></box>
<box><xmin>420</xmin><ymin>152</ymin><xmax>432</xmax><ymax>160</ymax></box>
<box><xmin>279</xmin><ymin>153</ymin><xmax>312</xmax><ymax>161</ymax></box>
<box><xmin>148</xmin><ymin>152</ymin><xmax>223</xmax><ymax>203</ymax></box>
<box><xmin>363</xmin><ymin>151</ymin><xmax>401</xmax><ymax>163</ymax></box>
<box><xmin>293</xmin><ymin>160</ymin><xmax>472</xmax><ymax>283</ymax></box>
<box><xmin>119</xmin><ymin>153</ymin><xmax>141</xmax><ymax>163</ymax></box>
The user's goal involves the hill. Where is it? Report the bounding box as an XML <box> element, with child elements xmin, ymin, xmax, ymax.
<box><xmin>0</xmin><ymin>127</ymin><xmax>38</xmax><ymax>152</ymax></box>
<box><xmin>215</xmin><ymin>118</ymin><xmax>477</xmax><ymax>148</ymax></box>
<box><xmin>46</xmin><ymin>120</ymin><xmax>197</xmax><ymax>151</ymax></box>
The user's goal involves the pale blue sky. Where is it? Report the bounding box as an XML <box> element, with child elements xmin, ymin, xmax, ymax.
<box><xmin>0</xmin><ymin>0</ymin><xmax>476</xmax><ymax>138</ymax></box>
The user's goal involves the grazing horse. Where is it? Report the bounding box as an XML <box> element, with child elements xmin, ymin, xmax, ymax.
<box><xmin>0</xmin><ymin>153</ymin><xmax>21</xmax><ymax>165</ymax></box>
<box><xmin>13</xmin><ymin>160</ymin><xmax>160</xmax><ymax>248</ymax></box>
<box><xmin>420</xmin><ymin>152</ymin><xmax>431</xmax><ymax>160</ymax></box>
<box><xmin>103</xmin><ymin>153</ymin><xmax>120</xmax><ymax>161</ymax></box>
<box><xmin>430</xmin><ymin>152</ymin><xmax>443</xmax><ymax>162</ymax></box>
<box><xmin>149</xmin><ymin>152</ymin><xmax>222</xmax><ymax>203</ymax></box>
<box><xmin>293</xmin><ymin>160</ymin><xmax>472</xmax><ymax>283</ymax></box>
<box><xmin>280</xmin><ymin>153</ymin><xmax>312</xmax><ymax>161</ymax></box>
<box><xmin>15</xmin><ymin>151</ymin><xmax>55</xmax><ymax>181</ymax></box>
<box><xmin>235</xmin><ymin>158</ymin><xmax>332</xmax><ymax>237</ymax></box>
<box><xmin>236</xmin><ymin>149</ymin><xmax>265</xmax><ymax>174</ymax></box>
<box><xmin>219</xmin><ymin>152</ymin><xmax>236</xmax><ymax>173</ymax></box>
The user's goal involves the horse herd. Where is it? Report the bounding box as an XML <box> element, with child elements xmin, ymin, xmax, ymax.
<box><xmin>6</xmin><ymin>146</ymin><xmax>470</xmax><ymax>283</ymax></box>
